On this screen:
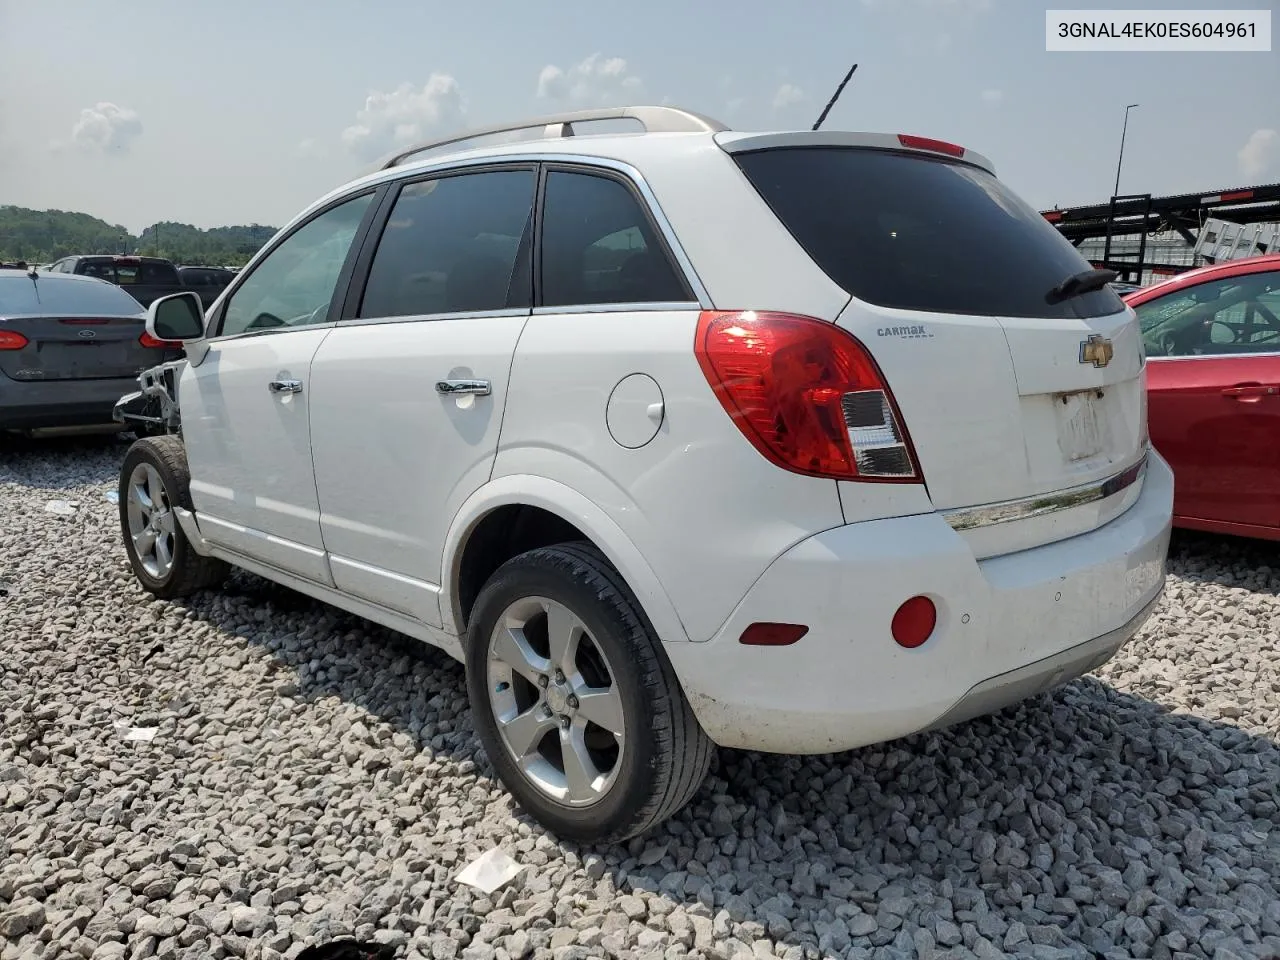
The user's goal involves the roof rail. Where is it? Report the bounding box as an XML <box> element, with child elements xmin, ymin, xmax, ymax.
<box><xmin>377</xmin><ymin>105</ymin><xmax>730</xmax><ymax>170</ymax></box>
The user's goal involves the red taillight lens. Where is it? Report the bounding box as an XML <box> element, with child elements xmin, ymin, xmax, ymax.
<box><xmin>891</xmin><ymin>596</ymin><xmax>937</xmax><ymax>648</ymax></box>
<box><xmin>739</xmin><ymin>622</ymin><xmax>809</xmax><ymax>646</ymax></box>
<box><xmin>0</xmin><ymin>330</ymin><xmax>29</xmax><ymax>350</ymax></box>
<box><xmin>694</xmin><ymin>310</ymin><xmax>922</xmax><ymax>482</ymax></box>
<box><xmin>897</xmin><ymin>134</ymin><xmax>965</xmax><ymax>158</ymax></box>
<box><xmin>139</xmin><ymin>332</ymin><xmax>180</xmax><ymax>349</ymax></box>
<box><xmin>59</xmin><ymin>317</ymin><xmax>111</xmax><ymax>325</ymax></box>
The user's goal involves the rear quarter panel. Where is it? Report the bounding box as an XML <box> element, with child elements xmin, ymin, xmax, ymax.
<box><xmin>490</xmin><ymin>307</ymin><xmax>928</xmax><ymax>644</ymax></box>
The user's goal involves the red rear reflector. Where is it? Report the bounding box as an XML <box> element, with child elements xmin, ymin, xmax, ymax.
<box><xmin>0</xmin><ymin>330</ymin><xmax>29</xmax><ymax>350</ymax></box>
<box><xmin>694</xmin><ymin>311</ymin><xmax>922</xmax><ymax>482</ymax></box>
<box><xmin>739</xmin><ymin>622</ymin><xmax>809</xmax><ymax>646</ymax></box>
<box><xmin>59</xmin><ymin>317</ymin><xmax>111</xmax><ymax>325</ymax></box>
<box><xmin>139</xmin><ymin>332</ymin><xmax>180</xmax><ymax>349</ymax></box>
<box><xmin>897</xmin><ymin>134</ymin><xmax>965</xmax><ymax>158</ymax></box>
<box><xmin>1219</xmin><ymin>190</ymin><xmax>1254</xmax><ymax>203</ymax></box>
<box><xmin>891</xmin><ymin>596</ymin><xmax>937</xmax><ymax>649</ymax></box>
<box><xmin>1043</xmin><ymin>211</ymin><xmax>1063</xmax><ymax>222</ymax></box>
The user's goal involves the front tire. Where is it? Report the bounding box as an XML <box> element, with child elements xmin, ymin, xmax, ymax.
<box><xmin>466</xmin><ymin>542</ymin><xmax>712</xmax><ymax>843</ymax></box>
<box><xmin>119</xmin><ymin>436</ymin><xmax>229</xmax><ymax>599</ymax></box>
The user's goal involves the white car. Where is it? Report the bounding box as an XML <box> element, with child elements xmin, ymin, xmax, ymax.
<box><xmin>118</xmin><ymin>106</ymin><xmax>1172</xmax><ymax>842</ymax></box>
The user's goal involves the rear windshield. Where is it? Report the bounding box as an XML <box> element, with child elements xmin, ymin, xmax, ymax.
<box><xmin>734</xmin><ymin>147</ymin><xmax>1124</xmax><ymax>319</ymax></box>
<box><xmin>80</xmin><ymin>260</ymin><xmax>181</xmax><ymax>285</ymax></box>
<box><xmin>0</xmin><ymin>275</ymin><xmax>145</xmax><ymax>316</ymax></box>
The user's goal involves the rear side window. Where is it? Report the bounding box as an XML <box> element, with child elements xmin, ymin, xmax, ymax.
<box><xmin>359</xmin><ymin>168</ymin><xmax>536</xmax><ymax>319</ymax></box>
<box><xmin>539</xmin><ymin>170</ymin><xmax>692</xmax><ymax>308</ymax></box>
<box><xmin>734</xmin><ymin>147</ymin><xmax>1124</xmax><ymax>319</ymax></box>
<box><xmin>0</xmin><ymin>276</ymin><xmax>143</xmax><ymax>315</ymax></box>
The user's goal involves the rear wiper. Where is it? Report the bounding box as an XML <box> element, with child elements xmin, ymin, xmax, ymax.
<box><xmin>1046</xmin><ymin>268</ymin><xmax>1117</xmax><ymax>305</ymax></box>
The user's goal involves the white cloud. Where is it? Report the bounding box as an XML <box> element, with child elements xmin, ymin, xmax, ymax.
<box><xmin>1237</xmin><ymin>128</ymin><xmax>1278</xmax><ymax>179</ymax></box>
<box><xmin>981</xmin><ymin>89</ymin><xmax>1004</xmax><ymax>104</ymax></box>
<box><xmin>772</xmin><ymin>83</ymin><xmax>805</xmax><ymax>111</ymax></box>
<box><xmin>535</xmin><ymin>54</ymin><xmax>643</xmax><ymax>105</ymax></box>
<box><xmin>295</xmin><ymin>138</ymin><xmax>327</xmax><ymax>159</ymax></box>
<box><xmin>67</xmin><ymin>102</ymin><xmax>142</xmax><ymax>153</ymax></box>
<box><xmin>340</xmin><ymin>74</ymin><xmax>465</xmax><ymax>162</ymax></box>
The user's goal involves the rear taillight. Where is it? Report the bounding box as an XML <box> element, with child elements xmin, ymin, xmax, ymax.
<box><xmin>59</xmin><ymin>318</ymin><xmax>111</xmax><ymax>325</ymax></box>
<box><xmin>139</xmin><ymin>332</ymin><xmax>180</xmax><ymax>349</ymax></box>
<box><xmin>897</xmin><ymin>134</ymin><xmax>966</xmax><ymax>158</ymax></box>
<box><xmin>0</xmin><ymin>330</ymin><xmax>29</xmax><ymax>350</ymax></box>
<box><xmin>694</xmin><ymin>310</ymin><xmax>922</xmax><ymax>482</ymax></box>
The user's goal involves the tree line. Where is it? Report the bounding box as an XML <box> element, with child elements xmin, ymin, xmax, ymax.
<box><xmin>0</xmin><ymin>206</ymin><xmax>278</xmax><ymax>267</ymax></box>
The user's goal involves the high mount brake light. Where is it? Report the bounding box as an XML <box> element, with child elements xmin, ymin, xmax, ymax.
<box><xmin>0</xmin><ymin>330</ymin><xmax>29</xmax><ymax>350</ymax></box>
<box><xmin>897</xmin><ymin>134</ymin><xmax>966</xmax><ymax>159</ymax></box>
<box><xmin>694</xmin><ymin>311</ymin><xmax>922</xmax><ymax>482</ymax></box>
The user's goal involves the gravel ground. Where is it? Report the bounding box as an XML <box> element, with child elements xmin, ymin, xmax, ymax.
<box><xmin>2</xmin><ymin>435</ymin><xmax>1278</xmax><ymax>960</ymax></box>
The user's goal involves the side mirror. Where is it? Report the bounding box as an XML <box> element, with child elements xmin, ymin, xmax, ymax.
<box><xmin>148</xmin><ymin>291</ymin><xmax>205</xmax><ymax>342</ymax></box>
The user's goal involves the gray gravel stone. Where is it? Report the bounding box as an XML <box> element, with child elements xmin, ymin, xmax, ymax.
<box><xmin>3</xmin><ymin>441</ymin><xmax>1279</xmax><ymax>960</ymax></box>
<box><xmin>0</xmin><ymin>900</ymin><xmax>46</xmax><ymax>938</ymax></box>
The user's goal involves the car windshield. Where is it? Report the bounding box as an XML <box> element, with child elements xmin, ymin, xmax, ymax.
<box><xmin>0</xmin><ymin>275</ymin><xmax>144</xmax><ymax>316</ymax></box>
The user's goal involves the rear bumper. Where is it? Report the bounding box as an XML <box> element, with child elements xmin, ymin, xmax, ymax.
<box><xmin>0</xmin><ymin>375</ymin><xmax>141</xmax><ymax>430</ymax></box>
<box><xmin>664</xmin><ymin>450</ymin><xmax>1173</xmax><ymax>754</ymax></box>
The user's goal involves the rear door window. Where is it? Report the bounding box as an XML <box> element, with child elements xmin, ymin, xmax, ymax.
<box><xmin>358</xmin><ymin>168</ymin><xmax>536</xmax><ymax>319</ymax></box>
<box><xmin>733</xmin><ymin>147</ymin><xmax>1124</xmax><ymax>319</ymax></box>
<box><xmin>538</xmin><ymin>169</ymin><xmax>692</xmax><ymax>308</ymax></box>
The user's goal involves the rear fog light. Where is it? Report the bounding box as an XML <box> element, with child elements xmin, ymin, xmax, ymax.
<box><xmin>891</xmin><ymin>596</ymin><xmax>937</xmax><ymax>648</ymax></box>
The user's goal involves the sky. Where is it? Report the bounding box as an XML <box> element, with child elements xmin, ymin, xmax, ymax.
<box><xmin>0</xmin><ymin>0</ymin><xmax>1276</xmax><ymax>232</ymax></box>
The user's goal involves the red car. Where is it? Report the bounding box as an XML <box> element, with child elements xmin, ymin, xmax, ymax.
<box><xmin>1124</xmin><ymin>254</ymin><xmax>1280</xmax><ymax>541</ymax></box>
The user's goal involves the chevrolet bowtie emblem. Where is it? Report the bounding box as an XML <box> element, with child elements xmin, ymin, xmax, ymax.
<box><xmin>1079</xmin><ymin>334</ymin><xmax>1113</xmax><ymax>368</ymax></box>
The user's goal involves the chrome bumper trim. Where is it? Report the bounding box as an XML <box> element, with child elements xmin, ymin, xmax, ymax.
<box><xmin>941</xmin><ymin>449</ymin><xmax>1149</xmax><ymax>532</ymax></box>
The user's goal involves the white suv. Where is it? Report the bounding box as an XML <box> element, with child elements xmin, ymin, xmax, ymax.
<box><xmin>117</xmin><ymin>106</ymin><xmax>1172</xmax><ymax>842</ymax></box>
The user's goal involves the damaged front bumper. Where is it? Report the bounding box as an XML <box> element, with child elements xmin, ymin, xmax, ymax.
<box><xmin>113</xmin><ymin>359</ymin><xmax>187</xmax><ymax>434</ymax></box>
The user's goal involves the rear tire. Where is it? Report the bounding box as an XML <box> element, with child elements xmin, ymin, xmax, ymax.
<box><xmin>119</xmin><ymin>435</ymin><xmax>229</xmax><ymax>599</ymax></box>
<box><xmin>465</xmin><ymin>541</ymin><xmax>713</xmax><ymax>843</ymax></box>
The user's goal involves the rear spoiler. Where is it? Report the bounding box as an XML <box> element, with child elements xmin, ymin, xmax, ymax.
<box><xmin>714</xmin><ymin>131</ymin><xmax>996</xmax><ymax>176</ymax></box>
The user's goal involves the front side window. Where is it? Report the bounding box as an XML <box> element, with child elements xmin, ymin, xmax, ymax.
<box><xmin>1136</xmin><ymin>270</ymin><xmax>1280</xmax><ymax>357</ymax></box>
<box><xmin>539</xmin><ymin>170</ymin><xmax>692</xmax><ymax>308</ymax></box>
<box><xmin>220</xmin><ymin>192</ymin><xmax>374</xmax><ymax>337</ymax></box>
<box><xmin>359</xmin><ymin>168</ymin><xmax>536</xmax><ymax>319</ymax></box>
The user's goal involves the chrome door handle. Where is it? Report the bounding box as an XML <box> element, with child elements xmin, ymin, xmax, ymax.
<box><xmin>436</xmin><ymin>379</ymin><xmax>491</xmax><ymax>396</ymax></box>
<box><xmin>268</xmin><ymin>379</ymin><xmax>303</xmax><ymax>394</ymax></box>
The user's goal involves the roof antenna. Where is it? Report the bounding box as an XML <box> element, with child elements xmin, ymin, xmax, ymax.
<box><xmin>812</xmin><ymin>63</ymin><xmax>858</xmax><ymax>131</ymax></box>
